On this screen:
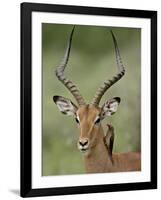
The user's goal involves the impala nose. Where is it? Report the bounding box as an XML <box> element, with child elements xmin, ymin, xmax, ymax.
<box><xmin>79</xmin><ymin>138</ymin><xmax>88</xmax><ymax>147</ymax></box>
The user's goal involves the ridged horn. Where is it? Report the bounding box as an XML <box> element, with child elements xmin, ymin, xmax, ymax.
<box><xmin>91</xmin><ymin>30</ymin><xmax>125</xmax><ymax>106</ymax></box>
<box><xmin>55</xmin><ymin>26</ymin><xmax>86</xmax><ymax>106</ymax></box>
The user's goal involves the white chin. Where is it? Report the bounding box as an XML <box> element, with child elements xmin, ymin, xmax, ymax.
<box><xmin>80</xmin><ymin>149</ymin><xmax>90</xmax><ymax>156</ymax></box>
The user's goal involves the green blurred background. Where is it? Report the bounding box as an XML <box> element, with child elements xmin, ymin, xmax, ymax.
<box><xmin>42</xmin><ymin>24</ymin><xmax>141</xmax><ymax>176</ymax></box>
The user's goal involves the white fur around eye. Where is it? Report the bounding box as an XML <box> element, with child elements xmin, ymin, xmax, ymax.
<box><xmin>75</xmin><ymin>115</ymin><xmax>80</xmax><ymax>124</ymax></box>
<box><xmin>94</xmin><ymin>116</ymin><xmax>101</xmax><ymax>124</ymax></box>
<box><xmin>77</xmin><ymin>115</ymin><xmax>80</xmax><ymax>122</ymax></box>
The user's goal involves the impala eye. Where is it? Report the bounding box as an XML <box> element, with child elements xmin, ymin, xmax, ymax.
<box><xmin>95</xmin><ymin>117</ymin><xmax>100</xmax><ymax>124</ymax></box>
<box><xmin>75</xmin><ymin>117</ymin><xmax>80</xmax><ymax>124</ymax></box>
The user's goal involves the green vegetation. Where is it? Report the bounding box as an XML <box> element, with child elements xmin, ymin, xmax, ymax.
<box><xmin>42</xmin><ymin>24</ymin><xmax>141</xmax><ymax>176</ymax></box>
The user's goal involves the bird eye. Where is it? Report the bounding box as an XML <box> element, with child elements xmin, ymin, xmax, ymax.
<box><xmin>95</xmin><ymin>117</ymin><xmax>100</xmax><ymax>124</ymax></box>
<box><xmin>75</xmin><ymin>117</ymin><xmax>79</xmax><ymax>124</ymax></box>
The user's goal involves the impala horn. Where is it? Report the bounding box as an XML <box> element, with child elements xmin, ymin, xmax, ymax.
<box><xmin>91</xmin><ymin>30</ymin><xmax>125</xmax><ymax>106</ymax></box>
<box><xmin>55</xmin><ymin>26</ymin><xmax>86</xmax><ymax>106</ymax></box>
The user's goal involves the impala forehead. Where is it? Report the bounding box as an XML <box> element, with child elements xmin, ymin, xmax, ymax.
<box><xmin>76</xmin><ymin>105</ymin><xmax>101</xmax><ymax>121</ymax></box>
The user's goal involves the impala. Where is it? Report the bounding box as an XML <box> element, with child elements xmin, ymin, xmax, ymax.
<box><xmin>53</xmin><ymin>27</ymin><xmax>141</xmax><ymax>173</ymax></box>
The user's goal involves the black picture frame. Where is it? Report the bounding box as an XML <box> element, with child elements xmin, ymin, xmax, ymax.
<box><xmin>21</xmin><ymin>2</ymin><xmax>157</xmax><ymax>198</ymax></box>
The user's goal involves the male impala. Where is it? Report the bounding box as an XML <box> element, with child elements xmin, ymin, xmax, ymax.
<box><xmin>53</xmin><ymin>27</ymin><xmax>141</xmax><ymax>173</ymax></box>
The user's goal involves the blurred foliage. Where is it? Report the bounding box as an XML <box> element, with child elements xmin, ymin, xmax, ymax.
<box><xmin>42</xmin><ymin>23</ymin><xmax>141</xmax><ymax>176</ymax></box>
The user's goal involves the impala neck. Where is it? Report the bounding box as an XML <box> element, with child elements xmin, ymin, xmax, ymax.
<box><xmin>83</xmin><ymin>125</ymin><xmax>113</xmax><ymax>173</ymax></box>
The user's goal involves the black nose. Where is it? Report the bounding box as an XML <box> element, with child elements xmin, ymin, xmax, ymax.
<box><xmin>79</xmin><ymin>140</ymin><xmax>88</xmax><ymax>147</ymax></box>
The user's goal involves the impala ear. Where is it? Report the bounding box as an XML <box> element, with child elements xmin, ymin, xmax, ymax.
<box><xmin>101</xmin><ymin>97</ymin><xmax>121</xmax><ymax>119</ymax></box>
<box><xmin>53</xmin><ymin>95</ymin><xmax>78</xmax><ymax>116</ymax></box>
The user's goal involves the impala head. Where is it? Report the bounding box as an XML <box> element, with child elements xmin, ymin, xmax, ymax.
<box><xmin>53</xmin><ymin>26</ymin><xmax>125</xmax><ymax>155</ymax></box>
<box><xmin>53</xmin><ymin>96</ymin><xmax>120</xmax><ymax>154</ymax></box>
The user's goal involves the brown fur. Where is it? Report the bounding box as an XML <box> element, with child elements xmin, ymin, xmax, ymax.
<box><xmin>77</xmin><ymin>105</ymin><xmax>141</xmax><ymax>173</ymax></box>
